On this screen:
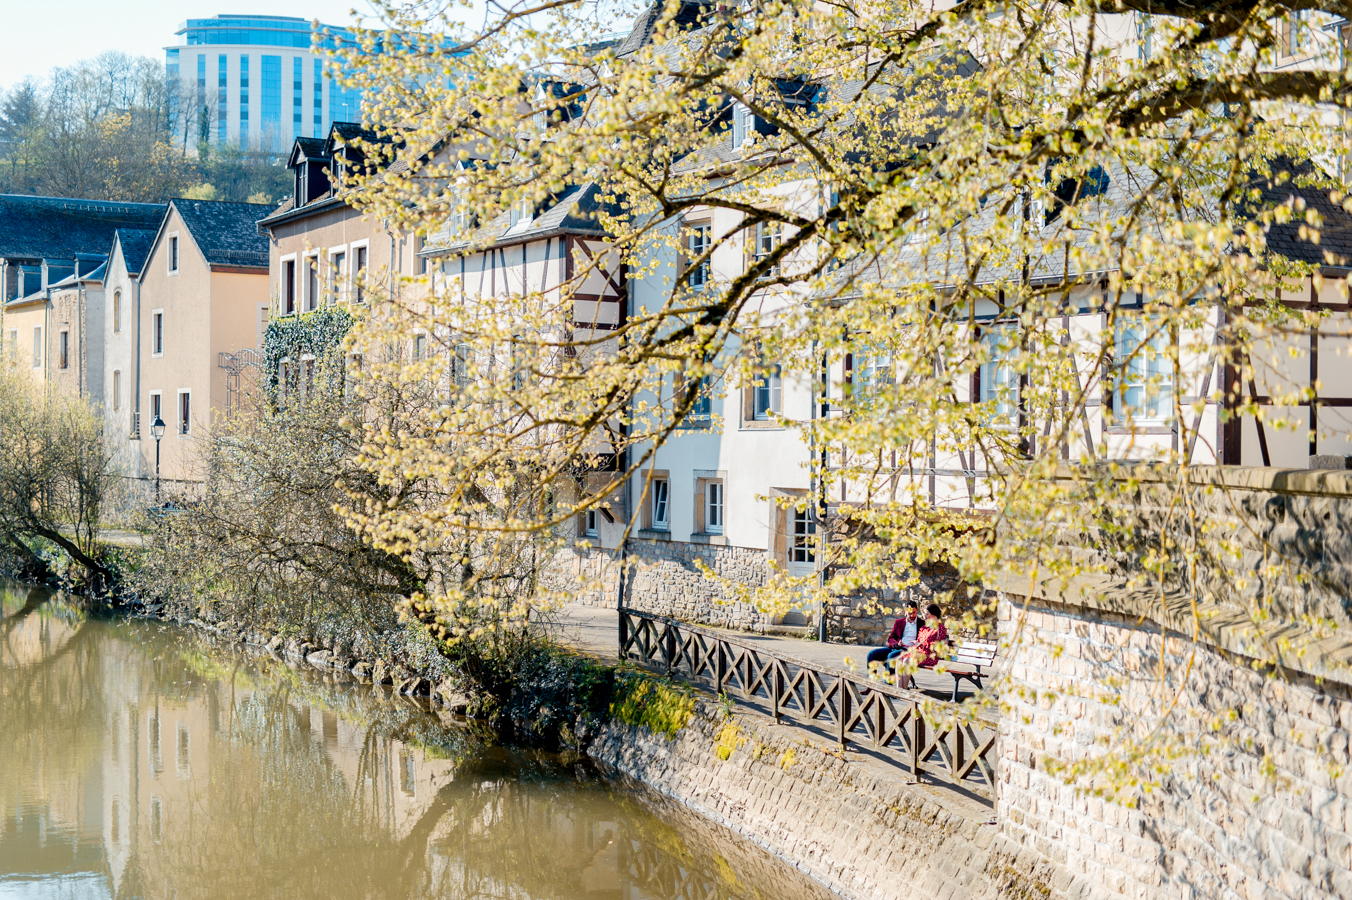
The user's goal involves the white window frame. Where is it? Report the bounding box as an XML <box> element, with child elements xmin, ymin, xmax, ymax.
<box><xmin>584</xmin><ymin>509</ymin><xmax>599</xmax><ymax>537</ymax></box>
<box><xmin>349</xmin><ymin>239</ymin><xmax>370</xmax><ymax>304</ymax></box>
<box><xmin>177</xmin><ymin>390</ymin><xmax>191</xmax><ymax>436</ymax></box>
<box><xmin>413</xmin><ymin>332</ymin><xmax>427</xmax><ymax>360</ymax></box>
<box><xmin>705</xmin><ymin>480</ymin><xmax>725</xmax><ymax>534</ymax></box>
<box><xmin>753</xmin><ymin>221</ymin><xmax>781</xmax><ymax>278</ymax></box>
<box><xmin>31</xmin><ymin>326</ymin><xmax>41</xmax><ymax>368</ymax></box>
<box><xmin>113</xmin><ymin>370</ymin><xmax>122</xmax><ymax>411</ymax></box>
<box><xmin>790</xmin><ymin>507</ymin><xmax>816</xmax><ymax>567</ymax></box>
<box><xmin>753</xmin><ymin>364</ymin><xmax>782</xmax><ymax>420</ymax></box>
<box><xmin>979</xmin><ymin>327</ymin><xmax>1019</xmax><ymax>426</ymax></box>
<box><xmin>328</xmin><ymin>246</ymin><xmax>348</xmax><ymax>304</ymax></box>
<box><xmin>279</xmin><ymin>253</ymin><xmax>298</xmax><ymax>314</ymax></box>
<box><xmin>149</xmin><ymin>390</ymin><xmax>163</xmax><ymax>428</ymax></box>
<box><xmin>651</xmin><ymin>477</ymin><xmax>670</xmax><ymax>531</ymax></box>
<box><xmin>113</xmin><ymin>290</ymin><xmax>122</xmax><ymax>333</ymax></box>
<box><xmin>167</xmin><ymin>232</ymin><xmax>180</xmax><ymax>275</ymax></box>
<box><xmin>258</xmin><ymin>304</ymin><xmax>270</xmax><ymax>348</ymax></box>
<box><xmin>303</xmin><ymin>252</ymin><xmax>321</xmax><ymax>312</ymax></box>
<box><xmin>686</xmin><ymin>221</ymin><xmax>711</xmax><ymax>290</ymax></box>
<box><xmin>151</xmin><ymin>310</ymin><xmax>164</xmax><ymax>357</ymax></box>
<box><xmin>58</xmin><ymin>328</ymin><xmax>69</xmax><ymax>370</ymax></box>
<box><xmin>1114</xmin><ymin>316</ymin><xmax>1174</xmax><ymax>425</ymax></box>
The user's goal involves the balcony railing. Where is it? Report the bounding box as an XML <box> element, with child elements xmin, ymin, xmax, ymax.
<box><xmin>618</xmin><ymin>608</ymin><xmax>998</xmax><ymax>800</ymax></box>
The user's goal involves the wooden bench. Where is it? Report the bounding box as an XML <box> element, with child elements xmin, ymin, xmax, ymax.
<box><xmin>942</xmin><ymin>640</ymin><xmax>997</xmax><ymax>702</ymax></box>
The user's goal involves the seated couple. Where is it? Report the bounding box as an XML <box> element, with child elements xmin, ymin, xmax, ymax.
<box><xmin>865</xmin><ymin>601</ymin><xmax>947</xmax><ymax>690</ymax></box>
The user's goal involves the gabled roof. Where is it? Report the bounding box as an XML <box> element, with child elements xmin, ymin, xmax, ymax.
<box><xmin>114</xmin><ymin>228</ymin><xmax>158</xmax><ymax>277</ymax></box>
<box><xmin>1244</xmin><ymin>161</ymin><xmax>1352</xmax><ymax>268</ymax></box>
<box><xmin>288</xmin><ymin>137</ymin><xmax>329</xmax><ymax>167</ymax></box>
<box><xmin>0</xmin><ymin>195</ymin><xmax>165</xmax><ymax>260</ymax></box>
<box><xmin>169</xmin><ymin>199</ymin><xmax>273</xmax><ymax>270</ymax></box>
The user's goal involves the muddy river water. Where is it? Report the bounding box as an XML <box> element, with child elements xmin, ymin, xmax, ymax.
<box><xmin>0</xmin><ymin>583</ymin><xmax>836</xmax><ymax>900</ymax></box>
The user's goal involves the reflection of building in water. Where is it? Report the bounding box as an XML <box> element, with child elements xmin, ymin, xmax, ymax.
<box><xmin>1</xmin><ymin>610</ymin><xmax>829</xmax><ymax>900</ymax></box>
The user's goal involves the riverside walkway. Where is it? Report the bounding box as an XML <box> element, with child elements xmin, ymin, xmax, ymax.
<box><xmin>554</xmin><ymin>604</ymin><xmax>968</xmax><ymax>700</ymax></box>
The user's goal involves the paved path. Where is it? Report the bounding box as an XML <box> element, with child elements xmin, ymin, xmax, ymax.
<box><xmin>551</xmin><ymin>604</ymin><xmax>964</xmax><ymax>699</ymax></box>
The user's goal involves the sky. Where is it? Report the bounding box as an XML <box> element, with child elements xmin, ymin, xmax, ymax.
<box><xmin>0</xmin><ymin>1</ymin><xmax>384</xmax><ymax>89</ymax></box>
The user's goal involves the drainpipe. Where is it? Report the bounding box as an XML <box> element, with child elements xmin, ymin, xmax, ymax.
<box><xmin>77</xmin><ymin>281</ymin><xmax>84</xmax><ymax>397</ymax></box>
<box><xmin>811</xmin><ymin>337</ymin><xmax>829</xmax><ymax>642</ymax></box>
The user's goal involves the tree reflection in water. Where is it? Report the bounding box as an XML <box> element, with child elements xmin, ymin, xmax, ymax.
<box><xmin>0</xmin><ymin>583</ymin><xmax>833</xmax><ymax>900</ymax></box>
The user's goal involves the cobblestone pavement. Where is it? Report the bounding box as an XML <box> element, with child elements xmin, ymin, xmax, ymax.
<box><xmin>551</xmin><ymin>604</ymin><xmax>965</xmax><ymax>699</ymax></box>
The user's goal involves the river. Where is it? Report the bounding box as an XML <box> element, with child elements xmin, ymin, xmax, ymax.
<box><xmin>0</xmin><ymin>583</ymin><xmax>838</xmax><ymax>900</ymax></box>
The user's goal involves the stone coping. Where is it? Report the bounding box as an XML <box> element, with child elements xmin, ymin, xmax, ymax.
<box><xmin>992</xmin><ymin>571</ymin><xmax>1352</xmax><ymax>689</ymax></box>
<box><xmin>1047</xmin><ymin>462</ymin><xmax>1352</xmax><ymax>497</ymax></box>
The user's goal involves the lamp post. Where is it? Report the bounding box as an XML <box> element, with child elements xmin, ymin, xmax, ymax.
<box><xmin>151</xmin><ymin>414</ymin><xmax>166</xmax><ymax>505</ymax></box>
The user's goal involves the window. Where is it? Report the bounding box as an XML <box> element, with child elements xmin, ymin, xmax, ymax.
<box><xmin>790</xmin><ymin>508</ymin><xmax>815</xmax><ymax>565</ymax></box>
<box><xmin>149</xmin><ymin>796</ymin><xmax>163</xmax><ymax>843</ymax></box>
<box><xmin>58</xmin><ymin>330</ymin><xmax>69</xmax><ymax>369</ymax></box>
<box><xmin>689</xmin><ymin>373</ymin><xmax>713</xmax><ymax>420</ymax></box>
<box><xmin>400</xmin><ymin>752</ymin><xmax>416</xmax><ymax>796</ymax></box>
<box><xmin>150</xmin><ymin>392</ymin><xmax>162</xmax><ymax>429</ymax></box>
<box><xmin>283</xmin><ymin>258</ymin><xmax>296</xmax><ymax>313</ymax></box>
<box><xmin>451</xmin><ymin>342</ymin><xmax>473</xmax><ymax>388</ymax></box>
<box><xmin>413</xmin><ymin>333</ymin><xmax>426</xmax><ymax>360</ymax></box>
<box><xmin>353</xmin><ymin>245</ymin><xmax>368</xmax><ymax>303</ymax></box>
<box><xmin>305</xmin><ymin>256</ymin><xmax>319</xmax><ymax>310</ymax></box>
<box><xmin>584</xmin><ymin>509</ymin><xmax>599</xmax><ymax>537</ymax></box>
<box><xmin>148</xmin><ymin>712</ymin><xmax>162</xmax><ymax>776</ymax></box>
<box><xmin>705</xmin><ymin>481</ymin><xmax>724</xmax><ymax>534</ymax></box>
<box><xmin>258</xmin><ymin>304</ymin><xmax>270</xmax><ymax>347</ymax></box>
<box><xmin>113</xmin><ymin>371</ymin><xmax>121</xmax><ymax>411</ymax></box>
<box><xmin>113</xmin><ymin>291</ymin><xmax>121</xmax><ymax>333</ymax></box>
<box><xmin>240</xmin><ymin>55</ymin><xmax>250</xmax><ymax>144</ymax></box>
<box><xmin>979</xmin><ymin>329</ymin><xmax>1019</xmax><ymax>424</ymax></box>
<box><xmin>31</xmin><ymin>327</ymin><xmax>41</xmax><ymax>368</ymax></box>
<box><xmin>731</xmin><ymin>102</ymin><xmax>755</xmax><ymax>147</ymax></box>
<box><xmin>9</xmin><ymin>329</ymin><xmax>17</xmax><ymax>363</ymax></box>
<box><xmin>686</xmin><ymin>222</ymin><xmax>711</xmax><ymax>289</ymax></box>
<box><xmin>752</xmin><ymin>221</ymin><xmax>781</xmax><ymax>278</ymax></box>
<box><xmin>509</xmin><ymin>197</ymin><xmax>534</xmax><ymax>229</ymax></box>
<box><xmin>651</xmin><ymin>478</ymin><xmax>670</xmax><ymax>530</ymax></box>
<box><xmin>329</xmin><ymin>250</ymin><xmax>346</xmax><ymax>302</ymax></box>
<box><xmin>1283</xmin><ymin>10</ymin><xmax>1311</xmax><ymax>55</ymax></box>
<box><xmin>1114</xmin><ymin>317</ymin><xmax>1173</xmax><ymax>423</ymax></box>
<box><xmin>178</xmin><ymin>391</ymin><xmax>191</xmax><ymax>435</ymax></box>
<box><xmin>152</xmin><ymin>311</ymin><xmax>164</xmax><ymax>356</ymax></box>
<box><xmin>752</xmin><ymin>364</ymin><xmax>782</xmax><ymax>420</ymax></box>
<box><xmin>169</xmin><ymin>235</ymin><xmax>179</xmax><ymax>273</ymax></box>
<box><xmin>852</xmin><ymin>349</ymin><xmax>892</xmax><ymax>397</ymax></box>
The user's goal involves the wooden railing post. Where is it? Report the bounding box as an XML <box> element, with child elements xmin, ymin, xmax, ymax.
<box><xmin>715</xmin><ymin>640</ymin><xmax>726</xmax><ymax>694</ymax></box>
<box><xmin>772</xmin><ymin>662</ymin><xmax>783</xmax><ymax>723</ymax></box>
<box><xmin>911</xmin><ymin>709</ymin><xmax>924</xmax><ymax>783</ymax></box>
<box><xmin>618</xmin><ymin>610</ymin><xmax>629</xmax><ymax>660</ymax></box>
<box><xmin>664</xmin><ymin>622</ymin><xmax>677</xmax><ymax>675</ymax></box>
<box><xmin>838</xmin><ymin>676</ymin><xmax>850</xmax><ymax>752</ymax></box>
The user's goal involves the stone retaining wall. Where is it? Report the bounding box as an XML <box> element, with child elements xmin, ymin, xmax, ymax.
<box><xmin>997</xmin><ymin>591</ymin><xmax>1352</xmax><ymax>900</ymax></box>
<box><xmin>589</xmin><ymin>698</ymin><xmax>1074</xmax><ymax>900</ymax></box>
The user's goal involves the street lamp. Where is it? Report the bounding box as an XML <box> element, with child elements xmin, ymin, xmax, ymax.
<box><xmin>151</xmin><ymin>415</ymin><xmax>166</xmax><ymax>505</ymax></box>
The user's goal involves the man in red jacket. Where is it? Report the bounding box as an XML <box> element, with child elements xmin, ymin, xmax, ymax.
<box><xmin>865</xmin><ymin>601</ymin><xmax>921</xmax><ymax>674</ymax></box>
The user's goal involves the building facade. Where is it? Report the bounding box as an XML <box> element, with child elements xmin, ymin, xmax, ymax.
<box><xmin>166</xmin><ymin>15</ymin><xmax>367</xmax><ymax>154</ymax></box>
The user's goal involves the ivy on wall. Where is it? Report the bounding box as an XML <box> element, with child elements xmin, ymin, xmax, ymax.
<box><xmin>262</xmin><ymin>306</ymin><xmax>355</xmax><ymax>393</ymax></box>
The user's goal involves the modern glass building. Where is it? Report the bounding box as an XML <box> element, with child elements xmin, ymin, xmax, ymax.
<box><xmin>166</xmin><ymin>15</ymin><xmax>367</xmax><ymax>154</ymax></box>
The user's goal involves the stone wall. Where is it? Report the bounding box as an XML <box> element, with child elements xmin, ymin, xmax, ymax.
<box><xmin>589</xmin><ymin>697</ymin><xmax>1072</xmax><ymax>900</ymax></box>
<box><xmin>624</xmin><ymin>539</ymin><xmax>778</xmax><ymax>630</ymax></box>
<box><xmin>997</xmin><ymin>590</ymin><xmax>1352</xmax><ymax>900</ymax></box>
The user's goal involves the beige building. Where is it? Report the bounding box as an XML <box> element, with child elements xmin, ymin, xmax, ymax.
<box><xmin>258</xmin><ymin>124</ymin><xmax>424</xmax><ymax>316</ymax></box>
<box><xmin>124</xmin><ymin>199</ymin><xmax>273</xmax><ymax>491</ymax></box>
<box><xmin>2</xmin><ymin>257</ymin><xmax>107</xmax><ymax>395</ymax></box>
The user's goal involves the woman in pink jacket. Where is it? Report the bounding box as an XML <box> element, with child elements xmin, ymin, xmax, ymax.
<box><xmin>896</xmin><ymin>604</ymin><xmax>948</xmax><ymax>690</ymax></box>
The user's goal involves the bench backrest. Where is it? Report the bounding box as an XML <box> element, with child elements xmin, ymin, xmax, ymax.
<box><xmin>950</xmin><ymin>640</ymin><xmax>997</xmax><ymax>667</ymax></box>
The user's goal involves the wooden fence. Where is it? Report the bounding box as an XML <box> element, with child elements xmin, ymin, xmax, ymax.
<box><xmin>619</xmin><ymin>608</ymin><xmax>998</xmax><ymax>800</ymax></box>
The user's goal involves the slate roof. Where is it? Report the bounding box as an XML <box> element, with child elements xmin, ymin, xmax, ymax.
<box><xmin>1242</xmin><ymin>161</ymin><xmax>1352</xmax><ymax>268</ymax></box>
<box><xmin>115</xmin><ymin>228</ymin><xmax>158</xmax><ymax>277</ymax></box>
<box><xmin>0</xmin><ymin>195</ymin><xmax>165</xmax><ymax>260</ymax></box>
<box><xmin>422</xmin><ymin>182</ymin><xmax>616</xmax><ymax>255</ymax></box>
<box><xmin>172</xmin><ymin>199</ymin><xmax>274</xmax><ymax>269</ymax></box>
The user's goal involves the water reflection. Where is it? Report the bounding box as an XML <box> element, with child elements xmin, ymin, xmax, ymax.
<box><xmin>0</xmin><ymin>584</ymin><xmax>834</xmax><ymax>900</ymax></box>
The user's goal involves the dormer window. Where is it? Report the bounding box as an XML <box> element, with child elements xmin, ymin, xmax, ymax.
<box><xmin>731</xmin><ymin>102</ymin><xmax>754</xmax><ymax>147</ymax></box>
<box><xmin>508</xmin><ymin>197</ymin><xmax>534</xmax><ymax>229</ymax></box>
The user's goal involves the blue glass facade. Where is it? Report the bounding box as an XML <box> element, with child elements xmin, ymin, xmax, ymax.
<box><xmin>262</xmin><ymin>55</ymin><xmax>282</xmax><ymax>148</ymax></box>
<box><xmin>168</xmin><ymin>15</ymin><xmax>371</xmax><ymax>152</ymax></box>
